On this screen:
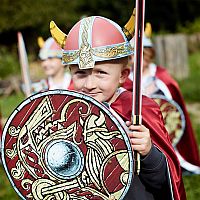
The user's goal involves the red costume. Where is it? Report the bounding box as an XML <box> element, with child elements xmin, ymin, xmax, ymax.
<box><xmin>156</xmin><ymin>66</ymin><xmax>200</xmax><ymax>167</ymax></box>
<box><xmin>123</xmin><ymin>65</ymin><xmax>200</xmax><ymax>172</ymax></box>
<box><xmin>111</xmin><ymin>90</ymin><xmax>186</xmax><ymax>200</ymax></box>
<box><xmin>126</xmin><ymin>22</ymin><xmax>199</xmax><ymax>173</ymax></box>
<box><xmin>50</xmin><ymin>13</ymin><xmax>187</xmax><ymax>199</ymax></box>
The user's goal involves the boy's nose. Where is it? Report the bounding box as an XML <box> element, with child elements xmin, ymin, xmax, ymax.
<box><xmin>41</xmin><ymin>59</ymin><xmax>50</xmax><ymax>67</ymax></box>
<box><xmin>84</xmin><ymin>75</ymin><xmax>96</xmax><ymax>90</ymax></box>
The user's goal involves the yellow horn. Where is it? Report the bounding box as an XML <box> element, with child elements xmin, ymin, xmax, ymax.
<box><xmin>123</xmin><ymin>8</ymin><xmax>136</xmax><ymax>41</ymax></box>
<box><xmin>50</xmin><ymin>21</ymin><xmax>67</xmax><ymax>49</ymax></box>
<box><xmin>145</xmin><ymin>22</ymin><xmax>152</xmax><ymax>38</ymax></box>
<box><xmin>37</xmin><ymin>36</ymin><xmax>45</xmax><ymax>48</ymax></box>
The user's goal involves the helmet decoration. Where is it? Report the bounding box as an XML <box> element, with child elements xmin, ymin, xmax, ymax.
<box><xmin>38</xmin><ymin>37</ymin><xmax>45</xmax><ymax>48</ymax></box>
<box><xmin>50</xmin><ymin>9</ymin><xmax>135</xmax><ymax>69</ymax></box>
<box><xmin>143</xmin><ymin>22</ymin><xmax>153</xmax><ymax>47</ymax></box>
<box><xmin>38</xmin><ymin>37</ymin><xmax>63</xmax><ymax>60</ymax></box>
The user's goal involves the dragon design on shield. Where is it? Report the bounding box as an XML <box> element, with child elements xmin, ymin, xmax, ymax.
<box><xmin>151</xmin><ymin>94</ymin><xmax>185</xmax><ymax>146</ymax></box>
<box><xmin>2</xmin><ymin>90</ymin><xmax>133</xmax><ymax>200</ymax></box>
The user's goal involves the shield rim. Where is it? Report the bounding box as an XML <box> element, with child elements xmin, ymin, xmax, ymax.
<box><xmin>151</xmin><ymin>94</ymin><xmax>186</xmax><ymax>147</ymax></box>
<box><xmin>1</xmin><ymin>89</ymin><xmax>134</xmax><ymax>200</ymax></box>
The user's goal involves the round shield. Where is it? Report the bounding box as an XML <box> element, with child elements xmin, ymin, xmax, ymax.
<box><xmin>151</xmin><ymin>94</ymin><xmax>185</xmax><ymax>147</ymax></box>
<box><xmin>1</xmin><ymin>90</ymin><xmax>133</xmax><ymax>200</ymax></box>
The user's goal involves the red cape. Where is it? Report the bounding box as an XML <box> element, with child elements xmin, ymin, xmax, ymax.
<box><xmin>123</xmin><ymin>66</ymin><xmax>200</xmax><ymax>167</ymax></box>
<box><xmin>111</xmin><ymin>91</ymin><xmax>186</xmax><ymax>200</ymax></box>
<box><xmin>67</xmin><ymin>80</ymin><xmax>74</xmax><ymax>90</ymax></box>
<box><xmin>156</xmin><ymin>66</ymin><xmax>200</xmax><ymax>166</ymax></box>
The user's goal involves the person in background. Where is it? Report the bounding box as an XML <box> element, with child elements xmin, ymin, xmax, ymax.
<box><xmin>123</xmin><ymin>23</ymin><xmax>200</xmax><ymax>174</ymax></box>
<box><xmin>50</xmin><ymin>14</ymin><xmax>186</xmax><ymax>200</ymax></box>
<box><xmin>32</xmin><ymin>37</ymin><xmax>73</xmax><ymax>93</ymax></box>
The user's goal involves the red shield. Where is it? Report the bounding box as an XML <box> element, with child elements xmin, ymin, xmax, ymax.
<box><xmin>1</xmin><ymin>90</ymin><xmax>133</xmax><ymax>200</ymax></box>
<box><xmin>151</xmin><ymin>94</ymin><xmax>185</xmax><ymax>146</ymax></box>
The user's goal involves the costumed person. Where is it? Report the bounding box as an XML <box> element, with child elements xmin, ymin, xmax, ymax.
<box><xmin>50</xmin><ymin>12</ymin><xmax>186</xmax><ymax>200</ymax></box>
<box><xmin>123</xmin><ymin>22</ymin><xmax>200</xmax><ymax>174</ymax></box>
<box><xmin>32</xmin><ymin>37</ymin><xmax>74</xmax><ymax>93</ymax></box>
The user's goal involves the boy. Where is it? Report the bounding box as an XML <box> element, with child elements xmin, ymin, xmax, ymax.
<box><xmin>33</xmin><ymin>37</ymin><xmax>73</xmax><ymax>93</ymax></box>
<box><xmin>123</xmin><ymin>23</ymin><xmax>200</xmax><ymax>174</ymax></box>
<box><xmin>50</xmin><ymin>16</ymin><xmax>186</xmax><ymax>200</ymax></box>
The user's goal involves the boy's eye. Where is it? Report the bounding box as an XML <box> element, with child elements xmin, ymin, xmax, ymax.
<box><xmin>97</xmin><ymin>70</ymin><xmax>107</xmax><ymax>74</ymax></box>
<box><xmin>75</xmin><ymin>70</ymin><xmax>86</xmax><ymax>75</ymax></box>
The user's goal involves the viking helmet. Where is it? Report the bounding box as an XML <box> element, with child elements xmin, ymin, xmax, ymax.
<box><xmin>50</xmin><ymin>10</ymin><xmax>135</xmax><ymax>69</ymax></box>
<box><xmin>130</xmin><ymin>22</ymin><xmax>153</xmax><ymax>48</ymax></box>
<box><xmin>38</xmin><ymin>37</ymin><xmax>63</xmax><ymax>60</ymax></box>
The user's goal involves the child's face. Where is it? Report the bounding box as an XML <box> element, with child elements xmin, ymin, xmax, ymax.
<box><xmin>41</xmin><ymin>57</ymin><xmax>64</xmax><ymax>77</ymax></box>
<box><xmin>70</xmin><ymin>59</ymin><xmax>129</xmax><ymax>103</ymax></box>
<box><xmin>143</xmin><ymin>48</ymin><xmax>154</xmax><ymax>70</ymax></box>
<box><xmin>128</xmin><ymin>49</ymin><xmax>153</xmax><ymax>72</ymax></box>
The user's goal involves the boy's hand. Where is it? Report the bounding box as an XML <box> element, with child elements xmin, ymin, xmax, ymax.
<box><xmin>126</xmin><ymin>121</ymin><xmax>152</xmax><ymax>156</ymax></box>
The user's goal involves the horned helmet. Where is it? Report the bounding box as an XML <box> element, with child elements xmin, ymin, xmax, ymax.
<box><xmin>50</xmin><ymin>9</ymin><xmax>135</xmax><ymax>69</ymax></box>
<box><xmin>130</xmin><ymin>22</ymin><xmax>153</xmax><ymax>48</ymax></box>
<box><xmin>38</xmin><ymin>37</ymin><xmax>63</xmax><ymax>60</ymax></box>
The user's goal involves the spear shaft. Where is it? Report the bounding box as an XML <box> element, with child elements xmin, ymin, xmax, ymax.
<box><xmin>132</xmin><ymin>0</ymin><xmax>145</xmax><ymax>175</ymax></box>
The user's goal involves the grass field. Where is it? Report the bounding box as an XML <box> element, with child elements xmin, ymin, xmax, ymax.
<box><xmin>0</xmin><ymin>52</ymin><xmax>200</xmax><ymax>199</ymax></box>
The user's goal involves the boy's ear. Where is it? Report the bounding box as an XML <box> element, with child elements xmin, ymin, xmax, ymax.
<box><xmin>119</xmin><ymin>67</ymin><xmax>130</xmax><ymax>84</ymax></box>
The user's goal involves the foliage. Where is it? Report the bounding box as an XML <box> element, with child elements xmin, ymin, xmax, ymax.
<box><xmin>1</xmin><ymin>0</ymin><xmax>200</xmax><ymax>36</ymax></box>
<box><xmin>177</xmin><ymin>17</ymin><xmax>200</xmax><ymax>33</ymax></box>
<box><xmin>0</xmin><ymin>46</ymin><xmax>20</xmax><ymax>79</ymax></box>
<box><xmin>0</xmin><ymin>0</ymin><xmax>75</xmax><ymax>33</ymax></box>
<box><xmin>177</xmin><ymin>51</ymin><xmax>200</xmax><ymax>102</ymax></box>
<box><xmin>145</xmin><ymin>0</ymin><xmax>200</xmax><ymax>32</ymax></box>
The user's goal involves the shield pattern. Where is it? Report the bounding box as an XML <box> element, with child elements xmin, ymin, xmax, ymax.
<box><xmin>1</xmin><ymin>90</ymin><xmax>133</xmax><ymax>200</ymax></box>
<box><xmin>151</xmin><ymin>94</ymin><xmax>186</xmax><ymax>147</ymax></box>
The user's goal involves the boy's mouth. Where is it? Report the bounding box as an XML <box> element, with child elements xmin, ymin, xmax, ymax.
<box><xmin>82</xmin><ymin>92</ymin><xmax>100</xmax><ymax>98</ymax></box>
<box><xmin>86</xmin><ymin>93</ymin><xmax>98</xmax><ymax>97</ymax></box>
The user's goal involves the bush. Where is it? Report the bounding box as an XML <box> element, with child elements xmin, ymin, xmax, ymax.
<box><xmin>178</xmin><ymin>18</ymin><xmax>200</xmax><ymax>34</ymax></box>
<box><xmin>0</xmin><ymin>46</ymin><xmax>20</xmax><ymax>79</ymax></box>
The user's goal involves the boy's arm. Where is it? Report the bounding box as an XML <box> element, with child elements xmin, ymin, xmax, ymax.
<box><xmin>126</xmin><ymin>122</ymin><xmax>170</xmax><ymax>190</ymax></box>
<box><xmin>139</xmin><ymin>144</ymin><xmax>168</xmax><ymax>189</ymax></box>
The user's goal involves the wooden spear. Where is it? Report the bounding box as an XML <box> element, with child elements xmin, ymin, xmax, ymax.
<box><xmin>132</xmin><ymin>0</ymin><xmax>145</xmax><ymax>175</ymax></box>
<box><xmin>17</xmin><ymin>32</ymin><xmax>32</xmax><ymax>97</ymax></box>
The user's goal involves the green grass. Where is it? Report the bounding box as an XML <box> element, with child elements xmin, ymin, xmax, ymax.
<box><xmin>0</xmin><ymin>166</ymin><xmax>19</xmax><ymax>200</ymax></box>
<box><xmin>184</xmin><ymin>175</ymin><xmax>200</xmax><ymax>199</ymax></box>
<box><xmin>190</xmin><ymin>113</ymin><xmax>200</xmax><ymax>148</ymax></box>
<box><xmin>0</xmin><ymin>93</ymin><xmax>24</xmax><ymax>200</ymax></box>
<box><xmin>0</xmin><ymin>92</ymin><xmax>25</xmax><ymax>119</ymax></box>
